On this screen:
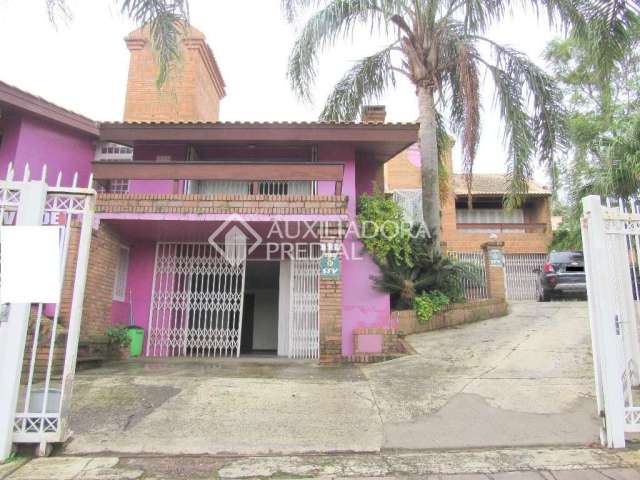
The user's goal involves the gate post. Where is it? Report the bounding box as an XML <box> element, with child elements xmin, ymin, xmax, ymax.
<box><xmin>0</xmin><ymin>181</ymin><xmax>48</xmax><ymax>462</ymax></box>
<box><xmin>582</xmin><ymin>195</ymin><xmax>627</xmax><ymax>448</ymax></box>
<box><xmin>318</xmin><ymin>223</ymin><xmax>344</xmax><ymax>365</ymax></box>
<box><xmin>57</xmin><ymin>194</ymin><xmax>95</xmax><ymax>435</ymax></box>
<box><xmin>481</xmin><ymin>241</ymin><xmax>506</xmax><ymax>301</ymax></box>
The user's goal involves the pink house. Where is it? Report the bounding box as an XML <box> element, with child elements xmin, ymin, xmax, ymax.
<box><xmin>0</xmin><ymin>26</ymin><xmax>418</xmax><ymax>364</ymax></box>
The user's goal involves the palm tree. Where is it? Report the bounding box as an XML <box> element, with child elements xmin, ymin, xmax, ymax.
<box><xmin>44</xmin><ymin>0</ymin><xmax>189</xmax><ymax>87</ymax></box>
<box><xmin>282</xmin><ymin>0</ymin><xmax>636</xmax><ymax>251</ymax></box>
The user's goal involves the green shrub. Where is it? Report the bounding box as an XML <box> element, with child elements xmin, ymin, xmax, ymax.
<box><xmin>357</xmin><ymin>191</ymin><xmax>412</xmax><ymax>266</ymax></box>
<box><xmin>371</xmin><ymin>230</ymin><xmax>477</xmax><ymax>308</ymax></box>
<box><xmin>415</xmin><ymin>291</ymin><xmax>450</xmax><ymax>324</ymax></box>
<box><xmin>106</xmin><ymin>326</ymin><xmax>131</xmax><ymax>347</ymax></box>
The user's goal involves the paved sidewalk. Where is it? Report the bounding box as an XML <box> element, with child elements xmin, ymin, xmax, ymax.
<box><xmin>4</xmin><ymin>447</ymin><xmax>640</xmax><ymax>479</ymax></box>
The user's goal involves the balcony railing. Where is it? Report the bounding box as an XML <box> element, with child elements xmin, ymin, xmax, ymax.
<box><xmin>456</xmin><ymin>222</ymin><xmax>548</xmax><ymax>233</ymax></box>
<box><xmin>91</xmin><ymin>161</ymin><xmax>344</xmax><ymax>195</ymax></box>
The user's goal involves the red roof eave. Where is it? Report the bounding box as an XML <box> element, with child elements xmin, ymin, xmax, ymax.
<box><xmin>0</xmin><ymin>80</ymin><xmax>99</xmax><ymax>136</ymax></box>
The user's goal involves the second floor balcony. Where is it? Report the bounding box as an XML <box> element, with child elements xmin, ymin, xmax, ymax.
<box><xmin>392</xmin><ymin>189</ymin><xmax>551</xmax><ymax>235</ymax></box>
<box><xmin>92</xmin><ymin>160</ymin><xmax>348</xmax><ymax>217</ymax></box>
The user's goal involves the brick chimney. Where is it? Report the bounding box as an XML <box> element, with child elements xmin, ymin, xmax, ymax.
<box><xmin>361</xmin><ymin>105</ymin><xmax>386</xmax><ymax>123</ymax></box>
<box><xmin>123</xmin><ymin>24</ymin><xmax>226</xmax><ymax>122</ymax></box>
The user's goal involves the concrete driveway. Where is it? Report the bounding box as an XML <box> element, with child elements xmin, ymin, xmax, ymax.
<box><xmin>64</xmin><ymin>301</ymin><xmax>599</xmax><ymax>455</ymax></box>
<box><xmin>364</xmin><ymin>300</ymin><xmax>599</xmax><ymax>449</ymax></box>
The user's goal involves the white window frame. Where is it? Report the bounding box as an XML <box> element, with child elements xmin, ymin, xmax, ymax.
<box><xmin>94</xmin><ymin>142</ymin><xmax>133</xmax><ymax>162</ymax></box>
<box><xmin>113</xmin><ymin>245</ymin><xmax>130</xmax><ymax>302</ymax></box>
<box><xmin>109</xmin><ymin>179</ymin><xmax>129</xmax><ymax>194</ymax></box>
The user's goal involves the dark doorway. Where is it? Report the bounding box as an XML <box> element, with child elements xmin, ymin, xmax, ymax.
<box><xmin>242</xmin><ymin>261</ymin><xmax>279</xmax><ymax>355</ymax></box>
<box><xmin>240</xmin><ymin>294</ymin><xmax>255</xmax><ymax>353</ymax></box>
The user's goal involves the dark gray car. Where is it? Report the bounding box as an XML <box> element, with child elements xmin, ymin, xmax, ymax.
<box><xmin>535</xmin><ymin>251</ymin><xmax>587</xmax><ymax>301</ymax></box>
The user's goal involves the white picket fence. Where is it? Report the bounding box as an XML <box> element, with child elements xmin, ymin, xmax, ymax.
<box><xmin>448</xmin><ymin>251</ymin><xmax>488</xmax><ymax>301</ymax></box>
<box><xmin>0</xmin><ymin>163</ymin><xmax>95</xmax><ymax>459</ymax></box>
<box><xmin>581</xmin><ymin>195</ymin><xmax>640</xmax><ymax>447</ymax></box>
<box><xmin>504</xmin><ymin>253</ymin><xmax>547</xmax><ymax>301</ymax></box>
<box><xmin>605</xmin><ymin>197</ymin><xmax>640</xmax><ymax>302</ymax></box>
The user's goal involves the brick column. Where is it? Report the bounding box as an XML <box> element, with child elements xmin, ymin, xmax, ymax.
<box><xmin>318</xmin><ymin>223</ymin><xmax>344</xmax><ymax>365</ymax></box>
<box><xmin>481</xmin><ymin>241</ymin><xmax>506</xmax><ymax>301</ymax></box>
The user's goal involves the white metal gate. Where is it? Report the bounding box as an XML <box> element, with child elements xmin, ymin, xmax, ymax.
<box><xmin>448</xmin><ymin>251</ymin><xmax>489</xmax><ymax>300</ymax></box>
<box><xmin>581</xmin><ymin>195</ymin><xmax>640</xmax><ymax>448</ymax></box>
<box><xmin>0</xmin><ymin>163</ymin><xmax>95</xmax><ymax>459</ymax></box>
<box><xmin>392</xmin><ymin>189</ymin><xmax>423</xmax><ymax>225</ymax></box>
<box><xmin>146</xmin><ymin>242</ymin><xmax>247</xmax><ymax>358</ymax></box>
<box><xmin>504</xmin><ymin>253</ymin><xmax>546</xmax><ymax>300</ymax></box>
<box><xmin>289</xmin><ymin>256</ymin><xmax>320</xmax><ymax>359</ymax></box>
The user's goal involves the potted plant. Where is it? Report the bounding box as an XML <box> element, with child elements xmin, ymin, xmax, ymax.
<box><xmin>106</xmin><ymin>326</ymin><xmax>131</xmax><ymax>360</ymax></box>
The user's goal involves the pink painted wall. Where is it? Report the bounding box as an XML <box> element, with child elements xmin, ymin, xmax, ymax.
<box><xmin>0</xmin><ymin>112</ymin><xmax>95</xmax><ymax>186</ymax></box>
<box><xmin>119</xmin><ymin>241</ymin><xmax>156</xmax><ymax>330</ymax></box>
<box><xmin>128</xmin><ymin>180</ymin><xmax>176</xmax><ymax>194</ymax></box>
<box><xmin>345</xmin><ymin>154</ymin><xmax>394</xmax><ymax>355</ymax></box>
<box><xmin>318</xmin><ymin>144</ymin><xmax>392</xmax><ymax>356</ymax></box>
<box><xmin>104</xmin><ymin>141</ymin><xmax>392</xmax><ymax>358</ymax></box>
<box><xmin>0</xmin><ymin>115</ymin><xmax>21</xmax><ymax>169</ymax></box>
<box><xmin>355</xmin><ymin>157</ymin><xmax>380</xmax><ymax>196</ymax></box>
<box><xmin>111</xmin><ymin>301</ymin><xmax>130</xmax><ymax>325</ymax></box>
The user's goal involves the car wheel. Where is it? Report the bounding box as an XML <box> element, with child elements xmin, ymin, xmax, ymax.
<box><xmin>540</xmin><ymin>290</ymin><xmax>551</xmax><ymax>302</ymax></box>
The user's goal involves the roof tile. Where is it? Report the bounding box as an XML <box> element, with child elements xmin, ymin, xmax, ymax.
<box><xmin>453</xmin><ymin>174</ymin><xmax>550</xmax><ymax>196</ymax></box>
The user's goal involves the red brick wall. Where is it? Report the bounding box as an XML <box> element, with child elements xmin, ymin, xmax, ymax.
<box><xmin>123</xmin><ymin>26</ymin><xmax>224</xmax><ymax>122</ymax></box>
<box><xmin>96</xmin><ymin>193</ymin><xmax>348</xmax><ymax>216</ymax></box>
<box><xmin>61</xmin><ymin>223</ymin><xmax>122</xmax><ymax>342</ymax></box>
<box><xmin>80</xmin><ymin>224</ymin><xmax>122</xmax><ymax>340</ymax></box>
<box><xmin>385</xmin><ymin>145</ymin><xmax>552</xmax><ymax>254</ymax></box>
<box><xmin>318</xmin><ymin>224</ymin><xmax>345</xmax><ymax>365</ymax></box>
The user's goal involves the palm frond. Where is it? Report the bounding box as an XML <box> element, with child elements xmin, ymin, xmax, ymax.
<box><xmin>460</xmin><ymin>0</ymin><xmax>508</xmax><ymax>33</ymax></box>
<box><xmin>456</xmin><ymin>41</ymin><xmax>481</xmax><ymax>201</ymax></box>
<box><xmin>319</xmin><ymin>45</ymin><xmax>396</xmax><ymax>121</ymax></box>
<box><xmin>45</xmin><ymin>0</ymin><xmax>72</xmax><ymax>26</ymax></box>
<box><xmin>436</xmin><ymin>111</ymin><xmax>452</xmax><ymax>201</ymax></box>
<box><xmin>286</xmin><ymin>0</ymin><xmax>391</xmax><ymax>102</ymax></box>
<box><xmin>486</xmin><ymin>64</ymin><xmax>534</xmax><ymax>208</ymax></box>
<box><xmin>478</xmin><ymin>41</ymin><xmax>566</xmax><ymax>205</ymax></box>
<box><xmin>282</xmin><ymin>0</ymin><xmax>323</xmax><ymax>23</ymax></box>
<box><xmin>119</xmin><ymin>0</ymin><xmax>190</xmax><ymax>88</ymax></box>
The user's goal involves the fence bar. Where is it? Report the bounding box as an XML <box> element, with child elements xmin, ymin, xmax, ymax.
<box><xmin>0</xmin><ymin>181</ymin><xmax>48</xmax><ymax>462</ymax></box>
<box><xmin>448</xmin><ymin>251</ymin><xmax>488</xmax><ymax>301</ymax></box>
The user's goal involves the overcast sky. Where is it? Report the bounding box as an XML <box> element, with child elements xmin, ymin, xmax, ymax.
<box><xmin>0</xmin><ymin>0</ymin><xmax>561</xmax><ymax>183</ymax></box>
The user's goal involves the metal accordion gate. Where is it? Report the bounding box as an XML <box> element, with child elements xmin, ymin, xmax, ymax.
<box><xmin>146</xmin><ymin>242</ymin><xmax>247</xmax><ymax>358</ymax></box>
<box><xmin>504</xmin><ymin>253</ymin><xmax>547</xmax><ymax>300</ymax></box>
<box><xmin>289</xmin><ymin>256</ymin><xmax>320</xmax><ymax>359</ymax></box>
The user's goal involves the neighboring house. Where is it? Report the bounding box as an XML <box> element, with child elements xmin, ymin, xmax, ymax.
<box><xmin>0</xmin><ymin>26</ymin><xmax>417</xmax><ymax>364</ymax></box>
<box><xmin>385</xmin><ymin>143</ymin><xmax>553</xmax><ymax>254</ymax></box>
<box><xmin>0</xmin><ymin>81</ymin><xmax>98</xmax><ymax>187</ymax></box>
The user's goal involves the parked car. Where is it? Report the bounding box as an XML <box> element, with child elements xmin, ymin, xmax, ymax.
<box><xmin>535</xmin><ymin>251</ymin><xmax>586</xmax><ymax>301</ymax></box>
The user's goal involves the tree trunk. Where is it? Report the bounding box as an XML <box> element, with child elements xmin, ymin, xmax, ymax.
<box><xmin>417</xmin><ymin>85</ymin><xmax>441</xmax><ymax>252</ymax></box>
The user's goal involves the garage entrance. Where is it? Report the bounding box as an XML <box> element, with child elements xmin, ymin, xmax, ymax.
<box><xmin>146</xmin><ymin>243</ymin><xmax>320</xmax><ymax>360</ymax></box>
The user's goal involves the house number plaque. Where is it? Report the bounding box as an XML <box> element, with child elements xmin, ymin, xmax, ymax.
<box><xmin>488</xmin><ymin>248</ymin><xmax>504</xmax><ymax>267</ymax></box>
<box><xmin>320</xmin><ymin>253</ymin><xmax>340</xmax><ymax>279</ymax></box>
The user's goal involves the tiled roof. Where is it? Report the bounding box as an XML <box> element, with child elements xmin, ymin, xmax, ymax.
<box><xmin>453</xmin><ymin>174</ymin><xmax>550</xmax><ymax>196</ymax></box>
<box><xmin>98</xmin><ymin>120</ymin><xmax>418</xmax><ymax>127</ymax></box>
